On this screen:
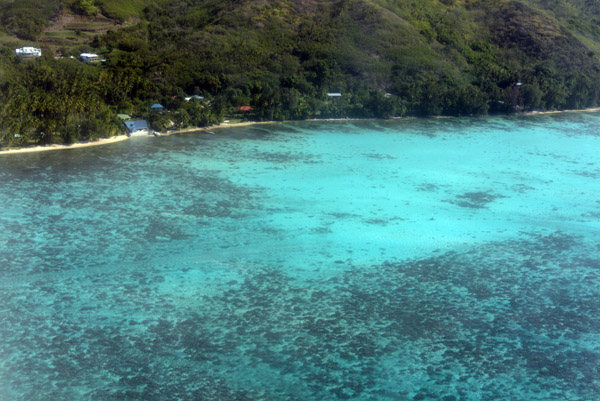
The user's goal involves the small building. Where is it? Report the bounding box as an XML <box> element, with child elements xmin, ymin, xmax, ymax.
<box><xmin>16</xmin><ymin>47</ymin><xmax>41</xmax><ymax>57</ymax></box>
<box><xmin>239</xmin><ymin>105</ymin><xmax>253</xmax><ymax>112</ymax></box>
<box><xmin>80</xmin><ymin>53</ymin><xmax>99</xmax><ymax>63</ymax></box>
<box><xmin>150</xmin><ymin>103</ymin><xmax>164</xmax><ymax>111</ymax></box>
<box><xmin>185</xmin><ymin>95</ymin><xmax>204</xmax><ymax>102</ymax></box>
<box><xmin>327</xmin><ymin>93</ymin><xmax>342</xmax><ymax>98</ymax></box>
<box><xmin>117</xmin><ymin>114</ymin><xmax>132</xmax><ymax>120</ymax></box>
<box><xmin>124</xmin><ymin>120</ymin><xmax>150</xmax><ymax>136</ymax></box>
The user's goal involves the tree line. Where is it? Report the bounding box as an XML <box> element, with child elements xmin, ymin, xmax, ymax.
<box><xmin>2</xmin><ymin>0</ymin><xmax>600</xmax><ymax>147</ymax></box>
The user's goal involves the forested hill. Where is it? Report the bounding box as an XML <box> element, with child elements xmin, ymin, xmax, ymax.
<box><xmin>2</xmin><ymin>0</ymin><xmax>600</xmax><ymax>146</ymax></box>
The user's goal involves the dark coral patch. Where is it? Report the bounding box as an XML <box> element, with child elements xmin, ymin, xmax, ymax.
<box><xmin>449</xmin><ymin>191</ymin><xmax>506</xmax><ymax>208</ymax></box>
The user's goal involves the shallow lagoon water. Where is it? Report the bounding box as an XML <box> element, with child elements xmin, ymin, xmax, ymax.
<box><xmin>0</xmin><ymin>113</ymin><xmax>599</xmax><ymax>400</ymax></box>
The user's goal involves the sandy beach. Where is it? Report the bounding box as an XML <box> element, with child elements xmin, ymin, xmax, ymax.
<box><xmin>0</xmin><ymin>119</ymin><xmax>308</xmax><ymax>155</ymax></box>
<box><xmin>0</xmin><ymin>122</ymin><xmax>254</xmax><ymax>155</ymax></box>
<box><xmin>2</xmin><ymin>107</ymin><xmax>600</xmax><ymax>155</ymax></box>
<box><xmin>0</xmin><ymin>119</ymin><xmax>289</xmax><ymax>155</ymax></box>
<box><xmin>523</xmin><ymin>107</ymin><xmax>600</xmax><ymax>116</ymax></box>
<box><xmin>0</xmin><ymin>134</ymin><xmax>130</xmax><ymax>155</ymax></box>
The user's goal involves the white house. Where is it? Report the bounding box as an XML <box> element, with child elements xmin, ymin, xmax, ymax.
<box><xmin>80</xmin><ymin>53</ymin><xmax>99</xmax><ymax>63</ymax></box>
<box><xmin>327</xmin><ymin>93</ymin><xmax>342</xmax><ymax>98</ymax></box>
<box><xmin>185</xmin><ymin>95</ymin><xmax>204</xmax><ymax>102</ymax></box>
<box><xmin>16</xmin><ymin>47</ymin><xmax>41</xmax><ymax>57</ymax></box>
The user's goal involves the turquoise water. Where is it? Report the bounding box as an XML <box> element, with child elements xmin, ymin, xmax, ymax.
<box><xmin>0</xmin><ymin>113</ymin><xmax>599</xmax><ymax>400</ymax></box>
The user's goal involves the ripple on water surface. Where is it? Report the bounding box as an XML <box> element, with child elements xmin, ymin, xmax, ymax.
<box><xmin>0</xmin><ymin>114</ymin><xmax>599</xmax><ymax>401</ymax></box>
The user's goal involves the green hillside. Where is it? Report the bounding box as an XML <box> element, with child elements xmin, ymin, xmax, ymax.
<box><xmin>2</xmin><ymin>0</ymin><xmax>600</xmax><ymax>146</ymax></box>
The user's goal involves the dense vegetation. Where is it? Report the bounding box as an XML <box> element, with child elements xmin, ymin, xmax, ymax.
<box><xmin>2</xmin><ymin>0</ymin><xmax>600</xmax><ymax>146</ymax></box>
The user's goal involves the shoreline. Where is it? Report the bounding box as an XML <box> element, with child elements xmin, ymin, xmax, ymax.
<box><xmin>0</xmin><ymin>121</ymin><xmax>266</xmax><ymax>156</ymax></box>
<box><xmin>523</xmin><ymin>106</ymin><xmax>600</xmax><ymax>116</ymax></box>
<box><xmin>0</xmin><ymin>134</ymin><xmax>131</xmax><ymax>155</ymax></box>
<box><xmin>2</xmin><ymin>107</ymin><xmax>600</xmax><ymax>155</ymax></box>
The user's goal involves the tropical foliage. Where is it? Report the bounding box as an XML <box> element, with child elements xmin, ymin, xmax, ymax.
<box><xmin>2</xmin><ymin>0</ymin><xmax>600</xmax><ymax>146</ymax></box>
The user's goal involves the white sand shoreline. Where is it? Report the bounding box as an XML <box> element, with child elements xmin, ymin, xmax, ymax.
<box><xmin>0</xmin><ymin>122</ymin><xmax>264</xmax><ymax>155</ymax></box>
<box><xmin>0</xmin><ymin>134</ymin><xmax>130</xmax><ymax>155</ymax></box>
<box><xmin>523</xmin><ymin>107</ymin><xmax>600</xmax><ymax>116</ymax></box>
<box><xmin>2</xmin><ymin>107</ymin><xmax>600</xmax><ymax>155</ymax></box>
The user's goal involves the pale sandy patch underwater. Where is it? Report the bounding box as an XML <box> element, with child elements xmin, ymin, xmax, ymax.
<box><xmin>0</xmin><ymin>113</ymin><xmax>599</xmax><ymax>400</ymax></box>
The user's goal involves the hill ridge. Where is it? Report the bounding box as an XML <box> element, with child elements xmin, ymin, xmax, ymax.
<box><xmin>1</xmin><ymin>0</ymin><xmax>600</xmax><ymax>145</ymax></box>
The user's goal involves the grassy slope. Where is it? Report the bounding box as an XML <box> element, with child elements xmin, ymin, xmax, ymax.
<box><xmin>2</xmin><ymin>0</ymin><xmax>599</xmax><ymax>75</ymax></box>
<box><xmin>96</xmin><ymin>0</ymin><xmax>148</xmax><ymax>20</ymax></box>
<box><xmin>0</xmin><ymin>0</ymin><xmax>144</xmax><ymax>52</ymax></box>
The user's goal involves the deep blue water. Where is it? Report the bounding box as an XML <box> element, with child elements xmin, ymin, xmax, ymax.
<box><xmin>0</xmin><ymin>113</ymin><xmax>599</xmax><ymax>400</ymax></box>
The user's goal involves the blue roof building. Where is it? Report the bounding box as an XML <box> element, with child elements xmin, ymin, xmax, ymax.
<box><xmin>150</xmin><ymin>103</ymin><xmax>164</xmax><ymax>110</ymax></box>
<box><xmin>124</xmin><ymin>120</ymin><xmax>150</xmax><ymax>136</ymax></box>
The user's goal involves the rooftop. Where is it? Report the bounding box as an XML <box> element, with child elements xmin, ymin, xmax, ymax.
<box><xmin>124</xmin><ymin>120</ymin><xmax>149</xmax><ymax>132</ymax></box>
<box><xmin>16</xmin><ymin>47</ymin><xmax>42</xmax><ymax>56</ymax></box>
<box><xmin>185</xmin><ymin>95</ymin><xmax>204</xmax><ymax>101</ymax></box>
